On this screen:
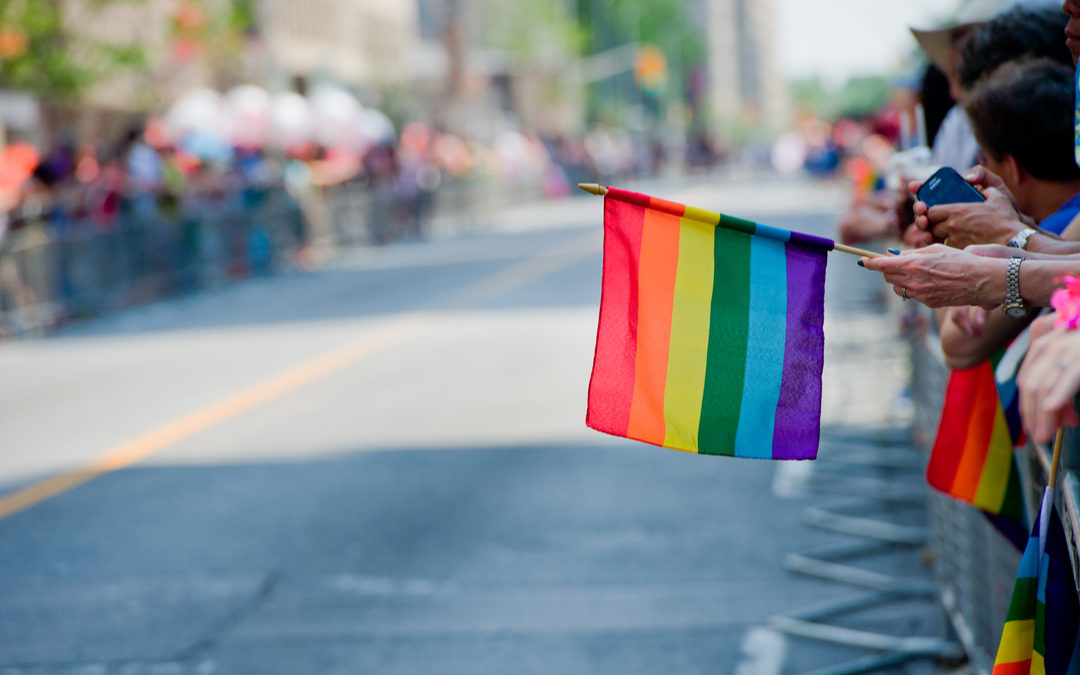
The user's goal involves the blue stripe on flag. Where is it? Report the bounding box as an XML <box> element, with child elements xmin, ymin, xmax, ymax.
<box><xmin>734</xmin><ymin>235</ymin><xmax>788</xmax><ymax>458</ymax></box>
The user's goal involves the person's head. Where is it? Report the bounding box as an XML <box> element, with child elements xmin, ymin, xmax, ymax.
<box><xmin>964</xmin><ymin>58</ymin><xmax>1080</xmax><ymax>213</ymax></box>
<box><xmin>956</xmin><ymin>5</ymin><xmax>1072</xmax><ymax>91</ymax></box>
<box><xmin>1064</xmin><ymin>0</ymin><xmax>1080</xmax><ymax>64</ymax></box>
<box><xmin>911</xmin><ymin>0</ymin><xmax>1061</xmax><ymax>98</ymax></box>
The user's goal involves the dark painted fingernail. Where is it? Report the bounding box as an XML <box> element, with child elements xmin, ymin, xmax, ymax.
<box><xmin>888</xmin><ymin>248</ymin><xmax>901</xmax><ymax>255</ymax></box>
<box><xmin>857</xmin><ymin>259</ymin><xmax>865</xmax><ymax>267</ymax></box>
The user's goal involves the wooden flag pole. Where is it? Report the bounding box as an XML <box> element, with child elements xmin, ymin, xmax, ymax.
<box><xmin>1048</xmin><ymin>427</ymin><xmax>1066</xmax><ymax>489</ymax></box>
<box><xmin>577</xmin><ymin>183</ymin><xmax>884</xmax><ymax>258</ymax></box>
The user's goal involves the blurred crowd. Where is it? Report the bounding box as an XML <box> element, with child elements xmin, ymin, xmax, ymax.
<box><xmin>0</xmin><ymin>81</ymin><xmax>676</xmax><ymax>337</ymax></box>
<box><xmin>836</xmin><ymin>0</ymin><xmax>1080</xmax><ymax>479</ymax></box>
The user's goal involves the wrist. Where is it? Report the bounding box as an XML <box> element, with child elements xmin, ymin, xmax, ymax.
<box><xmin>1003</xmin><ymin>257</ymin><xmax>1030</xmax><ymax>318</ymax></box>
<box><xmin>1006</xmin><ymin>225</ymin><xmax>1037</xmax><ymax>249</ymax></box>
<box><xmin>976</xmin><ymin>258</ymin><xmax>1010</xmax><ymax>305</ymax></box>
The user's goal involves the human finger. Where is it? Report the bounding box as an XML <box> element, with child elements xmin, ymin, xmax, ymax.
<box><xmin>963</xmin><ymin>165</ymin><xmax>1003</xmax><ymax>191</ymax></box>
<box><xmin>950</xmin><ymin>307</ymin><xmax>981</xmax><ymax>337</ymax></box>
<box><xmin>1018</xmin><ymin>334</ymin><xmax>1070</xmax><ymax>441</ymax></box>
<box><xmin>1040</xmin><ymin>361</ymin><xmax>1080</xmax><ymax>430</ymax></box>
<box><xmin>1030</xmin><ymin>313</ymin><xmax>1059</xmax><ymax>342</ymax></box>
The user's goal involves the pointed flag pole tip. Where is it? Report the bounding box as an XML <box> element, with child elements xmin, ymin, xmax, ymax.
<box><xmin>578</xmin><ymin>183</ymin><xmax>608</xmax><ymax>196</ymax></box>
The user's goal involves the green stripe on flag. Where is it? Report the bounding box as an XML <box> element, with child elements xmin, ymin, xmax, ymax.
<box><xmin>697</xmin><ymin>222</ymin><xmax>751</xmax><ymax>455</ymax></box>
<box><xmin>1006</xmin><ymin>577</ymin><xmax>1039</xmax><ymax>621</ymax></box>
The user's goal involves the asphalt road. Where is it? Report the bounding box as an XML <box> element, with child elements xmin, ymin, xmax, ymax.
<box><xmin>0</xmin><ymin>174</ymin><xmax>943</xmax><ymax>674</ymax></box>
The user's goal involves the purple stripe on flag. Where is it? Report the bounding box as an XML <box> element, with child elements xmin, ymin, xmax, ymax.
<box><xmin>771</xmin><ymin>243</ymin><xmax>827</xmax><ymax>459</ymax></box>
<box><xmin>787</xmin><ymin>231</ymin><xmax>835</xmax><ymax>251</ymax></box>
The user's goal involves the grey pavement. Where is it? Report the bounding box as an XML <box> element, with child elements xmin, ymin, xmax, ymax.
<box><xmin>0</xmin><ymin>174</ymin><xmax>951</xmax><ymax>674</ymax></box>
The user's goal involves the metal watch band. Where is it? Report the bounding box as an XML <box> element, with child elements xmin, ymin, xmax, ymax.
<box><xmin>1006</xmin><ymin>256</ymin><xmax>1023</xmax><ymax>306</ymax></box>
<box><xmin>1007</xmin><ymin>227</ymin><xmax>1037</xmax><ymax>249</ymax></box>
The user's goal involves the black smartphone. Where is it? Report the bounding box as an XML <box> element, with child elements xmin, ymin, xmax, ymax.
<box><xmin>916</xmin><ymin>166</ymin><xmax>985</xmax><ymax>206</ymax></box>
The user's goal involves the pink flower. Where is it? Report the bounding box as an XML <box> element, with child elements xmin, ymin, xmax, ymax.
<box><xmin>1051</xmin><ymin>275</ymin><xmax>1080</xmax><ymax>330</ymax></box>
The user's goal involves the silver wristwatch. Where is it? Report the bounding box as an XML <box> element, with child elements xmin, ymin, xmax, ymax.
<box><xmin>1003</xmin><ymin>256</ymin><xmax>1029</xmax><ymax>318</ymax></box>
<box><xmin>1007</xmin><ymin>227</ymin><xmax>1037</xmax><ymax>249</ymax></box>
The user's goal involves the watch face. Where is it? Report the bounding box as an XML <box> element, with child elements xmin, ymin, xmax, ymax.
<box><xmin>1004</xmin><ymin>305</ymin><xmax>1028</xmax><ymax>319</ymax></box>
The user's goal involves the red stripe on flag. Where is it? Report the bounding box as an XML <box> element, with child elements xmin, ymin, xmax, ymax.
<box><xmin>586</xmin><ymin>196</ymin><xmax>645</xmax><ymax>437</ymax></box>
<box><xmin>928</xmin><ymin>364</ymin><xmax>989</xmax><ymax>496</ymax></box>
<box><xmin>952</xmin><ymin>365</ymin><xmax>999</xmax><ymax>500</ymax></box>
<box><xmin>991</xmin><ymin>659</ymin><xmax>1033</xmax><ymax>675</ymax></box>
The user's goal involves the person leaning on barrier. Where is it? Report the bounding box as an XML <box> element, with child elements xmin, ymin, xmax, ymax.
<box><xmin>932</xmin><ymin>58</ymin><xmax>1080</xmax><ymax>366</ymax></box>
<box><xmin>864</xmin><ymin>1</ymin><xmax>1080</xmax><ymax>307</ymax></box>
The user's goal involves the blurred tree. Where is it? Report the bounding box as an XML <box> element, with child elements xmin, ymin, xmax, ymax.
<box><xmin>0</xmin><ymin>0</ymin><xmax>256</xmax><ymax>101</ymax></box>
<box><xmin>790</xmin><ymin>75</ymin><xmax>894</xmax><ymax>121</ymax></box>
<box><xmin>0</xmin><ymin>0</ymin><xmax>146</xmax><ymax>98</ymax></box>
<box><xmin>168</xmin><ymin>0</ymin><xmax>257</xmax><ymax>87</ymax></box>
<box><xmin>471</xmin><ymin>0</ymin><xmax>585</xmax><ymax>64</ymax></box>
<box><xmin>575</xmin><ymin>0</ymin><xmax>704</xmax><ymax>128</ymax></box>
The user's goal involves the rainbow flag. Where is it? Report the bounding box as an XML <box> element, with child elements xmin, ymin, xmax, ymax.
<box><xmin>586</xmin><ymin>187</ymin><xmax>831</xmax><ymax>459</ymax></box>
<box><xmin>993</xmin><ymin>488</ymin><xmax>1080</xmax><ymax>673</ymax></box>
<box><xmin>928</xmin><ymin>344</ymin><xmax>1027</xmax><ymax>535</ymax></box>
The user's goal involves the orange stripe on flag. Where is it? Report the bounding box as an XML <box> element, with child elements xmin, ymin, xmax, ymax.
<box><xmin>626</xmin><ymin>206</ymin><xmax>681</xmax><ymax>446</ymax></box>
<box><xmin>951</xmin><ymin>372</ymin><xmax>997</xmax><ymax>500</ymax></box>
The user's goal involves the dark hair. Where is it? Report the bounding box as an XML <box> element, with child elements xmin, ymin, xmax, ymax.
<box><xmin>963</xmin><ymin>58</ymin><xmax>1080</xmax><ymax>182</ymax></box>
<box><xmin>919</xmin><ymin>64</ymin><xmax>953</xmax><ymax>147</ymax></box>
<box><xmin>957</xmin><ymin>7</ymin><xmax>1072</xmax><ymax>91</ymax></box>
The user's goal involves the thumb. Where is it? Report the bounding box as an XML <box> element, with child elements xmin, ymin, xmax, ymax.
<box><xmin>963</xmin><ymin>165</ymin><xmax>994</xmax><ymax>188</ymax></box>
<box><xmin>1030</xmin><ymin>313</ymin><xmax>1058</xmax><ymax>342</ymax></box>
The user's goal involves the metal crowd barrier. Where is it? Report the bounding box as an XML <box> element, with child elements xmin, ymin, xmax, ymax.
<box><xmin>0</xmin><ymin>187</ymin><xmax>306</xmax><ymax>337</ymax></box>
<box><xmin>911</xmin><ymin>312</ymin><xmax>1080</xmax><ymax>674</ymax></box>
<box><xmin>0</xmin><ymin>176</ymin><xmax>525</xmax><ymax>338</ymax></box>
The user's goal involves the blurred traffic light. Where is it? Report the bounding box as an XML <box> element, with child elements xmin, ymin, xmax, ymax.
<box><xmin>635</xmin><ymin>44</ymin><xmax>667</xmax><ymax>98</ymax></box>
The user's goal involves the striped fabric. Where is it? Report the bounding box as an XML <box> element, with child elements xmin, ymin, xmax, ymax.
<box><xmin>928</xmin><ymin>344</ymin><xmax>1026</xmax><ymax>519</ymax></box>
<box><xmin>993</xmin><ymin>488</ymin><xmax>1080</xmax><ymax>674</ymax></box>
<box><xmin>586</xmin><ymin>187</ymin><xmax>831</xmax><ymax>460</ymax></box>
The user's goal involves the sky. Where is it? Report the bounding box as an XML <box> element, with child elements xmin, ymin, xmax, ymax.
<box><xmin>774</xmin><ymin>0</ymin><xmax>962</xmax><ymax>84</ymax></box>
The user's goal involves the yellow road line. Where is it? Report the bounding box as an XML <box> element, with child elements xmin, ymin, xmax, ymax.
<box><xmin>0</xmin><ymin>227</ymin><xmax>601</xmax><ymax>521</ymax></box>
<box><xmin>0</xmin><ymin>316</ymin><xmax>420</xmax><ymax>521</ymax></box>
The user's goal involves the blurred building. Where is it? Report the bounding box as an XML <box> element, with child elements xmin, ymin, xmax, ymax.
<box><xmin>259</xmin><ymin>1</ymin><xmax>418</xmax><ymax>91</ymax></box>
<box><xmin>413</xmin><ymin>0</ymin><xmax>586</xmax><ymax>139</ymax></box>
<box><xmin>60</xmin><ymin>0</ymin><xmax>577</xmax><ymax>140</ymax></box>
<box><xmin>693</xmin><ymin>0</ymin><xmax>787</xmax><ymax>129</ymax></box>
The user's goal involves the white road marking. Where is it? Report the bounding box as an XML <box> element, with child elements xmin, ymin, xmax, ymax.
<box><xmin>735</xmin><ymin>626</ymin><xmax>787</xmax><ymax>675</ymax></box>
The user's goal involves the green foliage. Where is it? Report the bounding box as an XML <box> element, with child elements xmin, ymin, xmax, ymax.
<box><xmin>0</xmin><ymin>0</ymin><xmax>153</xmax><ymax>98</ymax></box>
<box><xmin>575</xmin><ymin>0</ymin><xmax>704</xmax><ymax>127</ymax></box>
<box><xmin>789</xmin><ymin>75</ymin><xmax>894</xmax><ymax>121</ymax></box>
<box><xmin>0</xmin><ymin>0</ymin><xmax>255</xmax><ymax>100</ymax></box>
<box><xmin>472</xmin><ymin>0</ymin><xmax>585</xmax><ymax>63</ymax></box>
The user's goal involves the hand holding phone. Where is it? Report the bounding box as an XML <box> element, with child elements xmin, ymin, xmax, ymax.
<box><xmin>915</xmin><ymin>166</ymin><xmax>986</xmax><ymax>207</ymax></box>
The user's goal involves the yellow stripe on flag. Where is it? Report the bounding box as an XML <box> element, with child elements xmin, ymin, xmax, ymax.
<box><xmin>974</xmin><ymin>406</ymin><xmax>1014</xmax><ymax>512</ymax></box>
<box><xmin>662</xmin><ymin>216</ymin><xmax>715</xmax><ymax>451</ymax></box>
<box><xmin>1031</xmin><ymin>651</ymin><xmax>1046</xmax><ymax>675</ymax></box>
<box><xmin>996</xmin><ymin>619</ymin><xmax>1036</xmax><ymax>664</ymax></box>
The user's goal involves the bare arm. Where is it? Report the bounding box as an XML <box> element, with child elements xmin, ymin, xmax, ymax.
<box><xmin>939</xmin><ymin>305</ymin><xmax>1033</xmax><ymax>370</ymax></box>
<box><xmin>861</xmin><ymin>244</ymin><xmax>1080</xmax><ymax>308</ymax></box>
